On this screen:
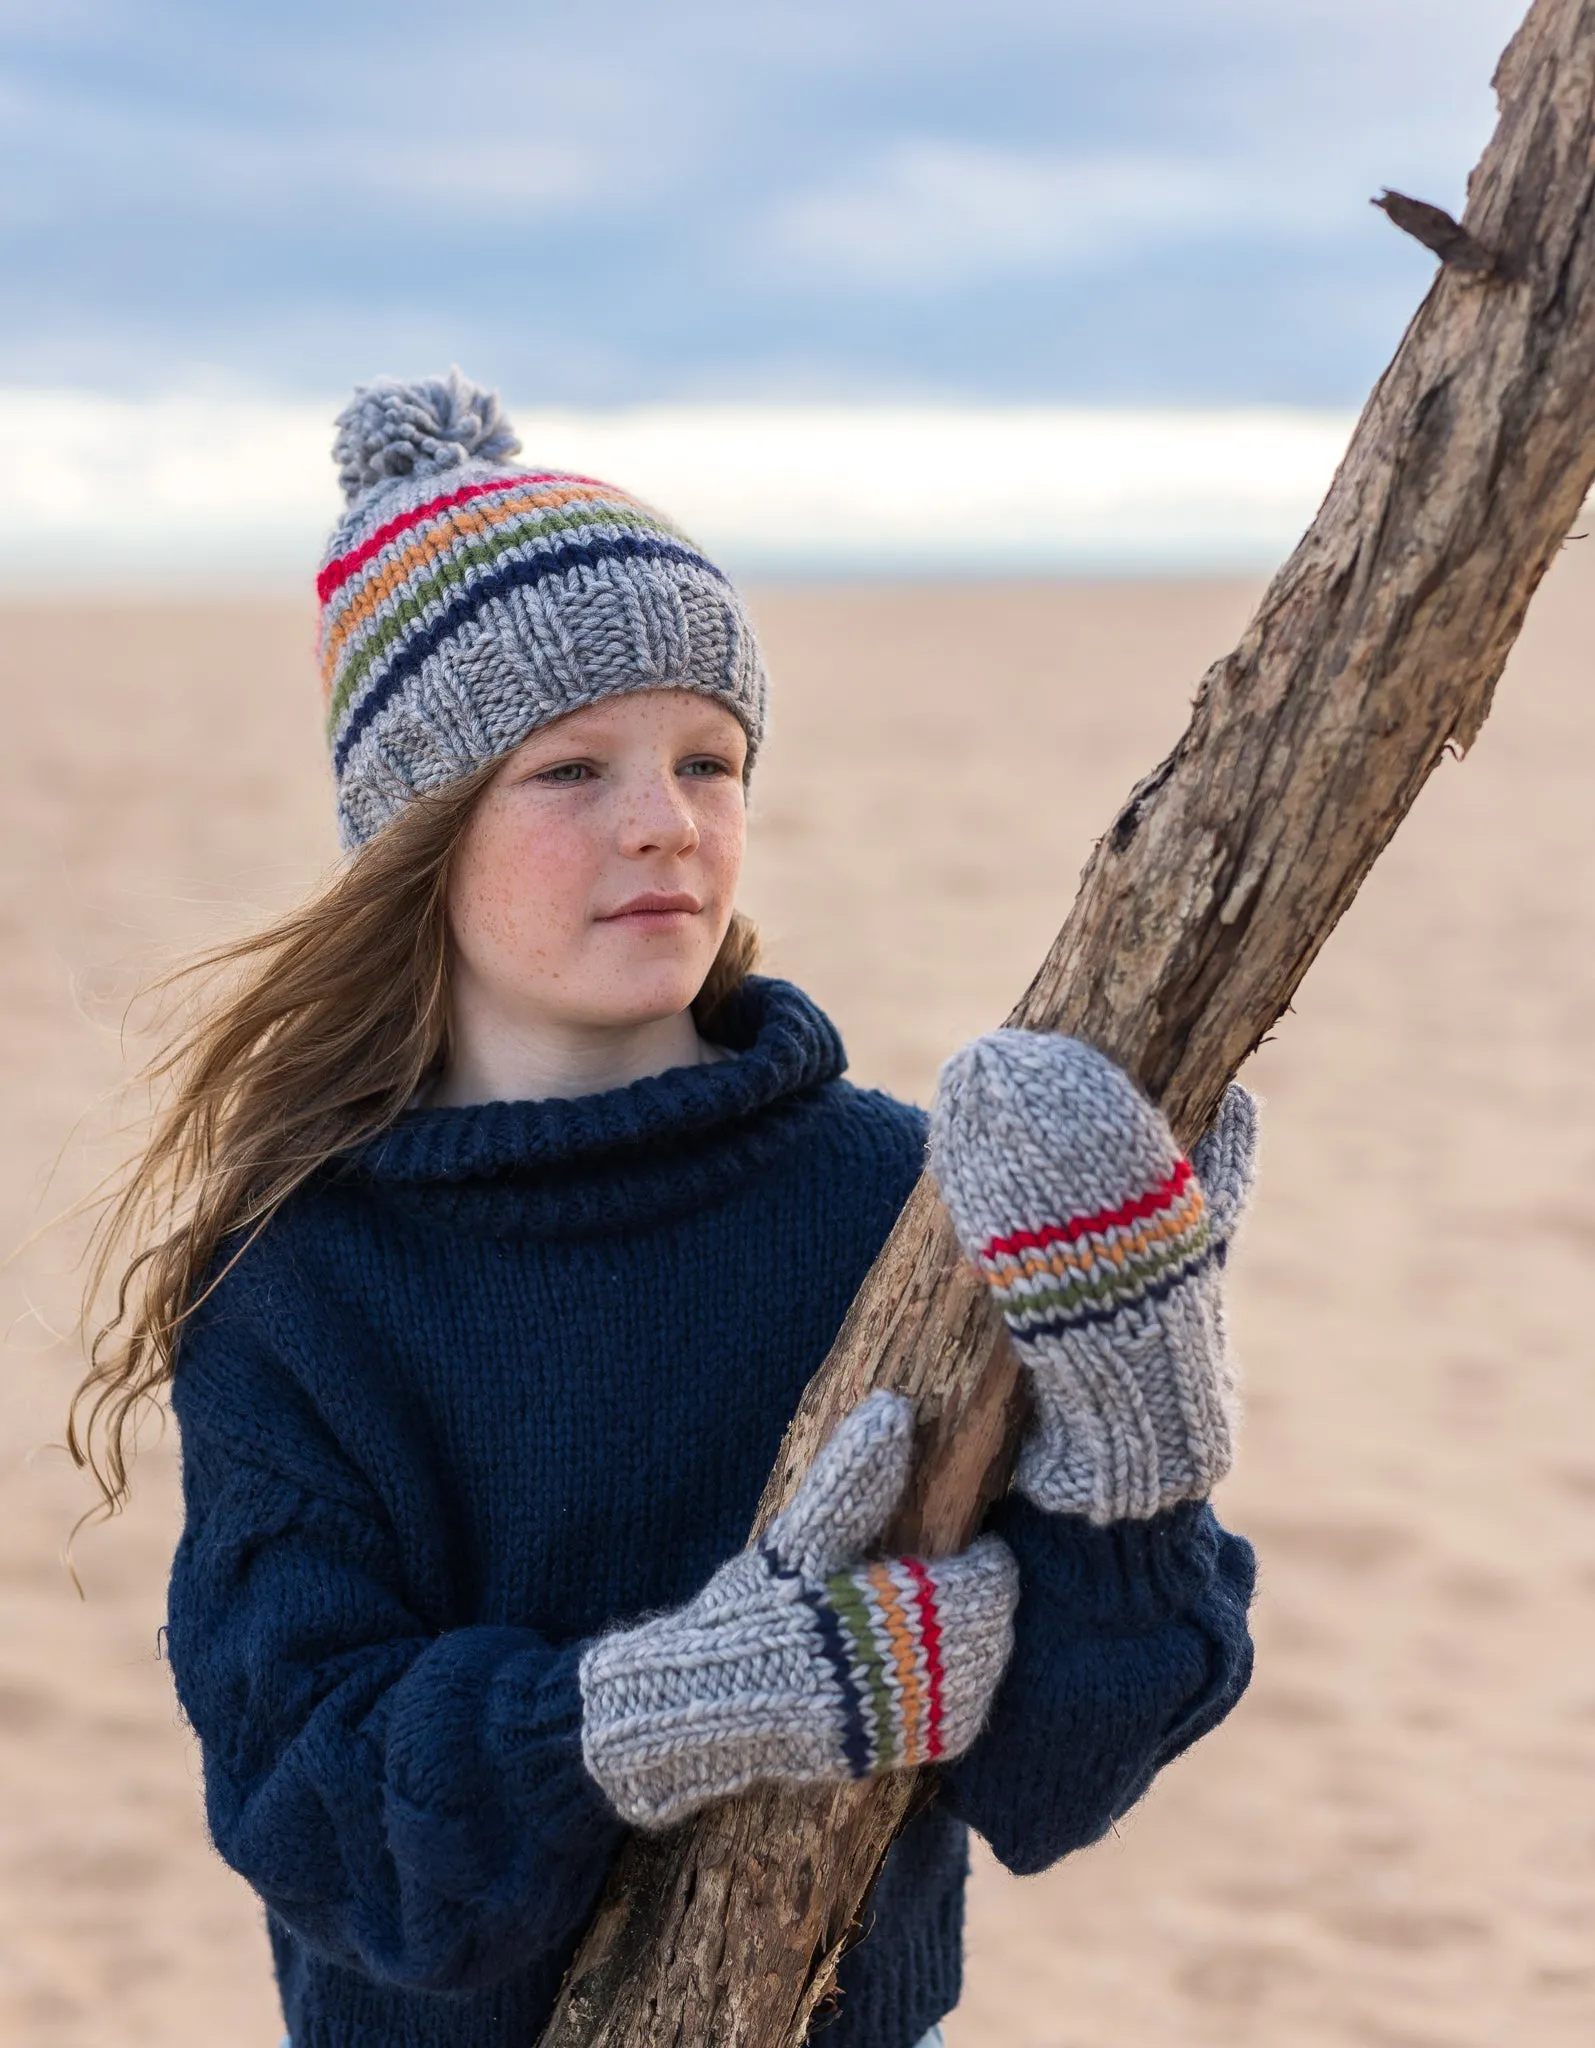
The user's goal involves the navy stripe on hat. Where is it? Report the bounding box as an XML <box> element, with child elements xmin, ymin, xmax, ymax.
<box><xmin>333</xmin><ymin>532</ymin><xmax>727</xmax><ymax>774</ymax></box>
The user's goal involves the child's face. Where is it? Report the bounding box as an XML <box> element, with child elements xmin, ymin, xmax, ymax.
<box><xmin>446</xmin><ymin>689</ymin><xmax>749</xmax><ymax>1036</ymax></box>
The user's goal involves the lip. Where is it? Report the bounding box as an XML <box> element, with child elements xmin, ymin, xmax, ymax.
<box><xmin>596</xmin><ymin>891</ymin><xmax>703</xmax><ymax>922</ymax></box>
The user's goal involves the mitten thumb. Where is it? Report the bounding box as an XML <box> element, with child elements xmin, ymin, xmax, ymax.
<box><xmin>1190</xmin><ymin>1082</ymin><xmax>1259</xmax><ymax>1243</ymax></box>
<box><xmin>767</xmin><ymin>1390</ymin><xmax>915</xmax><ymax>1581</ymax></box>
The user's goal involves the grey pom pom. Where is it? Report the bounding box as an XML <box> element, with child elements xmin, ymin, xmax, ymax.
<box><xmin>331</xmin><ymin>368</ymin><xmax>522</xmax><ymax>503</ymax></box>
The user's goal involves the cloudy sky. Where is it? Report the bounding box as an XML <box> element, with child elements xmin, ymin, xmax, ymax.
<box><xmin>2</xmin><ymin>0</ymin><xmax>1528</xmax><ymax>407</ymax></box>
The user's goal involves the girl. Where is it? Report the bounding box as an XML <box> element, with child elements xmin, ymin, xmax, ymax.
<box><xmin>74</xmin><ymin>371</ymin><xmax>1257</xmax><ymax>2048</ymax></box>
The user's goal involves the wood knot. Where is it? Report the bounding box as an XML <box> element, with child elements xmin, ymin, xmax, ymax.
<box><xmin>1109</xmin><ymin>750</ymin><xmax>1179</xmax><ymax>853</ymax></box>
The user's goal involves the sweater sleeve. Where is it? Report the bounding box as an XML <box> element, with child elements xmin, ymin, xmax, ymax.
<box><xmin>940</xmin><ymin>1495</ymin><xmax>1255</xmax><ymax>1875</ymax></box>
<box><xmin>166</xmin><ymin>1341</ymin><xmax>625</xmax><ymax>1994</ymax></box>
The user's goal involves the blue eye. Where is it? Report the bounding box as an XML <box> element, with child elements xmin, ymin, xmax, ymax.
<box><xmin>680</xmin><ymin>757</ymin><xmax>730</xmax><ymax>778</ymax></box>
<box><xmin>537</xmin><ymin>761</ymin><xmax>592</xmax><ymax>784</ymax></box>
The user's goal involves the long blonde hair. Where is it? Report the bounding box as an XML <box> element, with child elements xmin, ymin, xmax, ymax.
<box><xmin>70</xmin><ymin>767</ymin><xmax>759</xmax><ymax>1520</ymax></box>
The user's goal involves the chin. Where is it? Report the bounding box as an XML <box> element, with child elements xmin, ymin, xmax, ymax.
<box><xmin>581</xmin><ymin>964</ymin><xmax>712</xmax><ymax>1030</ymax></box>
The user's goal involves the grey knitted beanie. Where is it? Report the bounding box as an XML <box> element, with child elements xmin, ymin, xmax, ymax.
<box><xmin>317</xmin><ymin>369</ymin><xmax>769</xmax><ymax>848</ymax></box>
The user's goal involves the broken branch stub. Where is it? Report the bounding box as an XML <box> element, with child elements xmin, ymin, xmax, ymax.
<box><xmin>1373</xmin><ymin>188</ymin><xmax>1507</xmax><ymax>279</ymax></box>
<box><xmin>538</xmin><ymin>2</ymin><xmax>1595</xmax><ymax>2041</ymax></box>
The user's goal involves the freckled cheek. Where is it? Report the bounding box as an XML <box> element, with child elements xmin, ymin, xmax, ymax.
<box><xmin>452</xmin><ymin>812</ymin><xmax>599</xmax><ymax>962</ymax></box>
<box><xmin>696</xmin><ymin>795</ymin><xmax>747</xmax><ymax>904</ymax></box>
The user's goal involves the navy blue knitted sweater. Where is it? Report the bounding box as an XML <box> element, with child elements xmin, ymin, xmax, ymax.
<box><xmin>166</xmin><ymin>978</ymin><xmax>1255</xmax><ymax>2048</ymax></box>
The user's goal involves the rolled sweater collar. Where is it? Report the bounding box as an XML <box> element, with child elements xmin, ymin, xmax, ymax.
<box><xmin>337</xmin><ymin>977</ymin><xmax>850</xmax><ymax>1237</ymax></box>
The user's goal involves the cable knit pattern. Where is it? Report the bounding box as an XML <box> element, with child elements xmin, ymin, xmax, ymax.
<box><xmin>580</xmin><ymin>1393</ymin><xmax>1017</xmax><ymax>1827</ymax></box>
<box><xmin>318</xmin><ymin>371</ymin><xmax>768</xmax><ymax>848</ymax></box>
<box><xmin>166</xmin><ymin>981</ymin><xmax>1255</xmax><ymax>2048</ymax></box>
<box><xmin>931</xmin><ymin>1032</ymin><xmax>1257</xmax><ymax>1523</ymax></box>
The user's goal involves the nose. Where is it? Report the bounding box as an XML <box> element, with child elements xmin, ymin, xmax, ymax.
<box><xmin>617</xmin><ymin>764</ymin><xmax>700</xmax><ymax>859</ymax></box>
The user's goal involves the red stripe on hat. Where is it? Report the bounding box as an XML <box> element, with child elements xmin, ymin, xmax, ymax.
<box><xmin>981</xmin><ymin>1156</ymin><xmax>1195</xmax><ymax>1263</ymax></box>
<box><xmin>317</xmin><ymin>471</ymin><xmax>615</xmax><ymax>603</ymax></box>
<box><xmin>902</xmin><ymin>1556</ymin><xmax>946</xmax><ymax>1761</ymax></box>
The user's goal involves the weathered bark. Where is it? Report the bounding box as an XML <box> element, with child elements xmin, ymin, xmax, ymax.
<box><xmin>540</xmin><ymin>2</ymin><xmax>1595</xmax><ymax>2040</ymax></box>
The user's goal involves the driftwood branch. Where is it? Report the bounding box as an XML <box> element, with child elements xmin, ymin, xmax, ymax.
<box><xmin>539</xmin><ymin>1</ymin><xmax>1595</xmax><ymax>2039</ymax></box>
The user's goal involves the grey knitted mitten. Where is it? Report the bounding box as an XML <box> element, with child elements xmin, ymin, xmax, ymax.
<box><xmin>930</xmin><ymin>1031</ymin><xmax>1257</xmax><ymax>1524</ymax></box>
<box><xmin>579</xmin><ymin>1391</ymin><xmax>1018</xmax><ymax>1830</ymax></box>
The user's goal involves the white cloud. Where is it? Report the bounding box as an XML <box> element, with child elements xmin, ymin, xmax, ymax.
<box><xmin>0</xmin><ymin>389</ymin><xmax>339</xmax><ymax>574</ymax></box>
<box><xmin>0</xmin><ymin>387</ymin><xmax>1355</xmax><ymax>581</ymax></box>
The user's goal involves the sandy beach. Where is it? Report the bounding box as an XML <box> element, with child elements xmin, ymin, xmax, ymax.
<box><xmin>0</xmin><ymin>564</ymin><xmax>1591</xmax><ymax>2046</ymax></box>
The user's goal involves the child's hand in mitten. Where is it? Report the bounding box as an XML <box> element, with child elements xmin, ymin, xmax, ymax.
<box><xmin>931</xmin><ymin>1031</ymin><xmax>1257</xmax><ymax>1524</ymax></box>
<box><xmin>579</xmin><ymin>1390</ymin><xmax>1018</xmax><ymax>1830</ymax></box>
